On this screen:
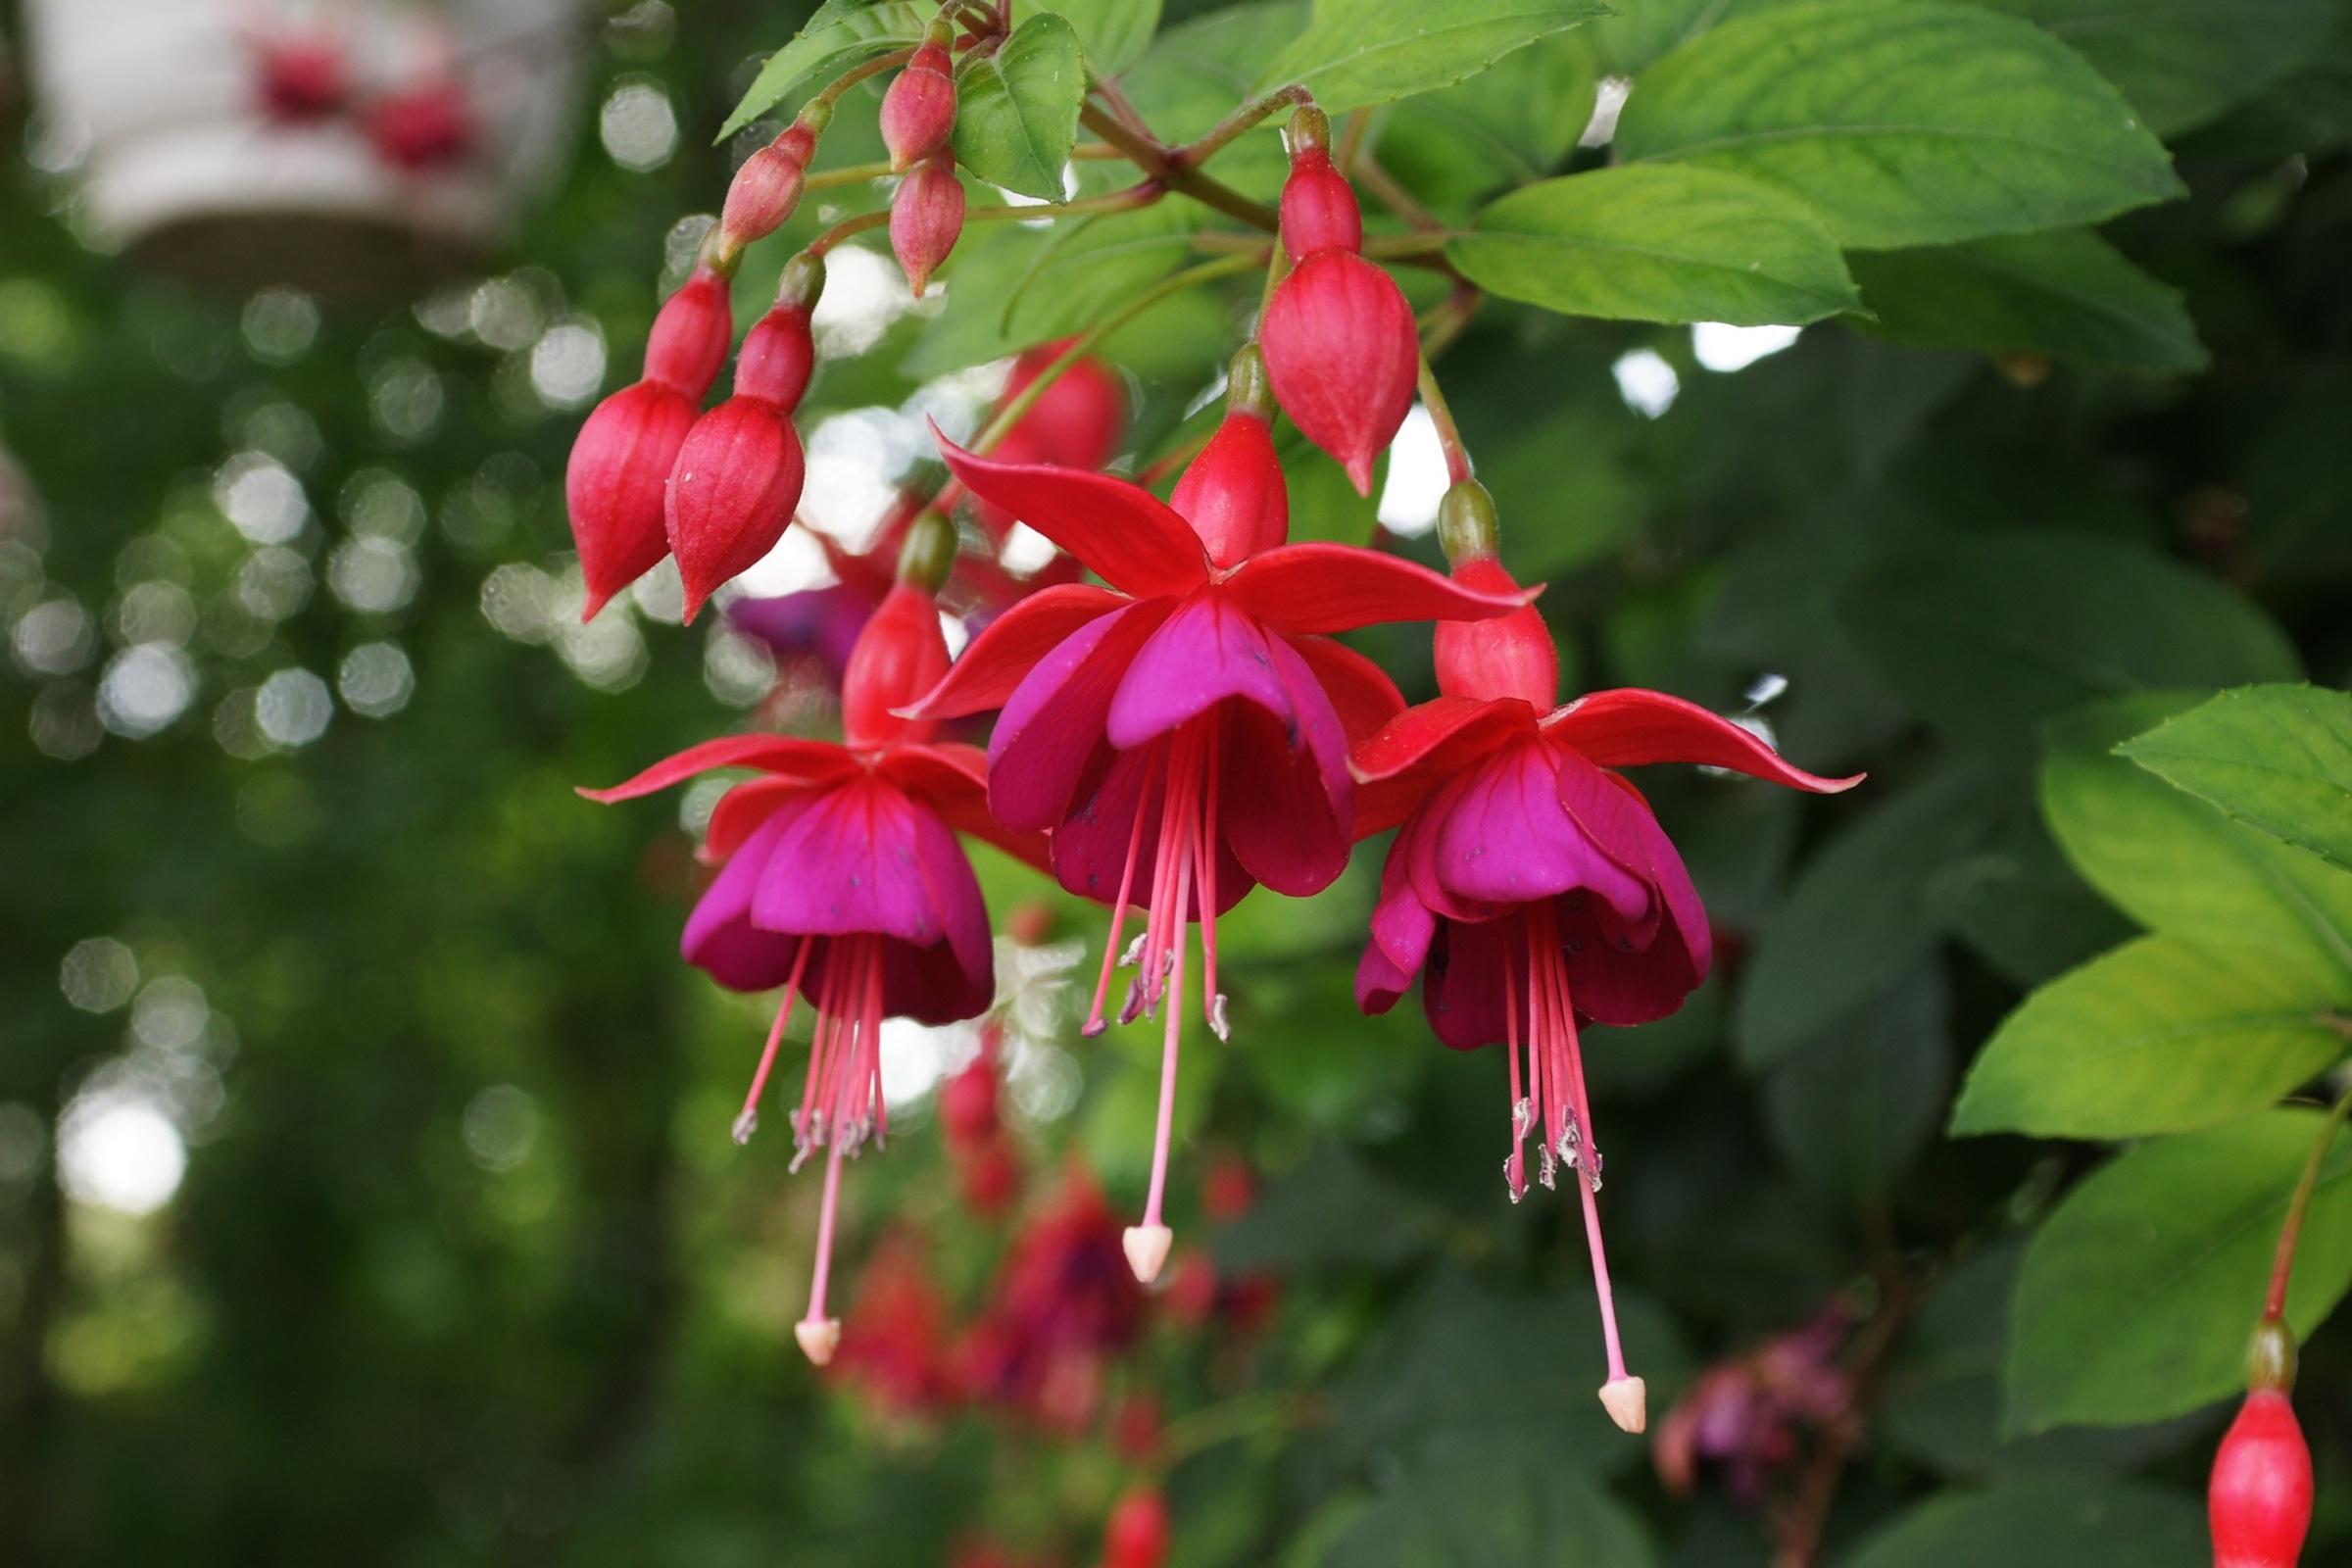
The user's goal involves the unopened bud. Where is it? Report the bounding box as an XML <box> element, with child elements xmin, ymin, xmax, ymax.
<box><xmin>719</xmin><ymin>119</ymin><xmax>820</xmax><ymax>257</ymax></box>
<box><xmin>1279</xmin><ymin>146</ymin><xmax>1363</xmax><ymax>259</ymax></box>
<box><xmin>881</xmin><ymin>31</ymin><xmax>957</xmax><ymax>172</ymax></box>
<box><xmin>841</xmin><ymin>579</ymin><xmax>952</xmax><ymax>748</ymax></box>
<box><xmin>1260</xmin><ymin>248</ymin><xmax>1418</xmax><ymax>494</ymax></box>
<box><xmin>1286</xmin><ymin>104</ymin><xmax>1330</xmax><ymax>159</ymax></box>
<box><xmin>890</xmin><ymin>151</ymin><xmax>965</xmax><ymax>295</ymax></box>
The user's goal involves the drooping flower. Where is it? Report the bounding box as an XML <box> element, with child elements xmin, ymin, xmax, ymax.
<box><xmin>2212</xmin><ymin>1315</ymin><xmax>2314</xmax><ymax>1568</ymax></box>
<box><xmin>581</xmin><ymin>516</ymin><xmax>1047</xmax><ymax>1364</ymax></box>
<box><xmin>909</xmin><ymin>347</ymin><xmax>1527</xmax><ymax>1282</ymax></box>
<box><xmin>666</xmin><ymin>254</ymin><xmax>822</xmax><ymax>621</ymax></box>
<box><xmin>1258</xmin><ymin>107</ymin><xmax>1419</xmax><ymax>495</ymax></box>
<box><xmin>1654</xmin><ymin>1302</ymin><xmax>1854</xmax><ymax>1502</ymax></box>
<box><xmin>956</xmin><ymin>1164</ymin><xmax>1148</xmax><ymax>1433</ymax></box>
<box><xmin>939</xmin><ymin>1020</ymin><xmax>1022</xmax><ymax>1215</ymax></box>
<box><xmin>366</xmin><ymin>79</ymin><xmax>477</xmax><ymax>172</ymax></box>
<box><xmin>1351</xmin><ymin>480</ymin><xmax>1860</xmax><ymax>1432</ymax></box>
<box><xmin>566</xmin><ymin>266</ymin><xmax>735</xmax><ymax>618</ymax></box>
<box><xmin>251</xmin><ymin>30</ymin><xmax>348</xmax><ymax>123</ymax></box>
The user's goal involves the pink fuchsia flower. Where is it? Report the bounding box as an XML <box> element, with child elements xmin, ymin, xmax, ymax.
<box><xmin>1654</xmin><ymin>1303</ymin><xmax>1855</xmax><ymax>1502</ymax></box>
<box><xmin>908</xmin><ymin>349</ymin><xmax>1527</xmax><ymax>1283</ymax></box>
<box><xmin>582</xmin><ymin>526</ymin><xmax>1049</xmax><ymax>1365</ymax></box>
<box><xmin>1351</xmin><ymin>482</ymin><xmax>1860</xmax><ymax>1433</ymax></box>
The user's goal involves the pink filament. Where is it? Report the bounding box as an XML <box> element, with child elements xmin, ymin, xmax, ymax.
<box><xmin>785</xmin><ymin>933</ymin><xmax>890</xmax><ymax>1332</ymax></box>
<box><xmin>741</xmin><ymin>936</ymin><xmax>814</xmax><ymax>1133</ymax></box>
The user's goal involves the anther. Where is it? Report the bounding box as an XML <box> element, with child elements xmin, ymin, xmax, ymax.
<box><xmin>732</xmin><ymin>1108</ymin><xmax>760</xmax><ymax>1146</ymax></box>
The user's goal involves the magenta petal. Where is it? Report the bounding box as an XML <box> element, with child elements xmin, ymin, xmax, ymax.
<box><xmin>1430</xmin><ymin>740</ymin><xmax>1652</xmax><ymax>921</ymax></box>
<box><xmin>750</xmin><ymin>778</ymin><xmax>944</xmax><ymax>946</ymax></box>
<box><xmin>1367</xmin><ymin>838</ymin><xmax>1438</xmax><ymax>981</ymax></box>
<box><xmin>988</xmin><ymin>601</ymin><xmax>1167</xmax><ymax>833</ymax></box>
<box><xmin>683</xmin><ymin>802</ymin><xmax>813</xmax><ymax>990</ymax></box>
<box><xmin>1216</xmin><ymin>637</ymin><xmax>1353</xmax><ymax>898</ymax></box>
<box><xmin>905</xmin><ymin>582</ymin><xmax>1127</xmax><ymax>720</ymax></box>
<box><xmin>1054</xmin><ymin>742</ymin><xmax>1253</xmax><ymax>915</ymax></box>
<box><xmin>1543</xmin><ymin>688</ymin><xmax>1862</xmax><ymax>792</ymax></box>
<box><xmin>1106</xmin><ymin>590</ymin><xmax>1294</xmax><ymax>751</ymax></box>
<box><xmin>1355</xmin><ymin>933</ymin><xmax>1418</xmax><ymax>1016</ymax></box>
<box><xmin>1423</xmin><ymin>917</ymin><xmax>1513</xmax><ymax>1051</ymax></box>
<box><xmin>885</xmin><ymin>804</ymin><xmax>994</xmax><ymax>1022</ymax></box>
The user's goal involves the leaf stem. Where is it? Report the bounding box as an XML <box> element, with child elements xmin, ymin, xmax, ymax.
<box><xmin>2266</xmin><ymin>1082</ymin><xmax>2352</xmax><ymax>1319</ymax></box>
<box><xmin>1353</xmin><ymin>153</ymin><xmax>1446</xmax><ymax>234</ymax></box>
<box><xmin>810</xmin><ymin>47</ymin><xmax>916</xmax><ymax>112</ymax></box>
<box><xmin>1178</xmin><ymin>83</ymin><xmax>1312</xmax><ymax>170</ymax></box>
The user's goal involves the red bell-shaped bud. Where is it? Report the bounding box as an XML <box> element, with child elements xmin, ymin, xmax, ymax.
<box><xmin>1279</xmin><ymin>111</ymin><xmax>1363</xmax><ymax>260</ymax></box>
<box><xmin>366</xmin><ymin>79</ymin><xmax>476</xmax><ymax>172</ymax></box>
<box><xmin>891</xmin><ymin>151</ymin><xmax>966</xmax><ymax>297</ymax></box>
<box><xmin>840</xmin><ymin>514</ymin><xmax>956</xmax><ymax>748</ymax></box>
<box><xmin>938</xmin><ymin>1049</ymin><xmax>1000</xmax><ymax>1150</ymax></box>
<box><xmin>719</xmin><ymin>107</ymin><xmax>827</xmax><ymax>260</ymax></box>
<box><xmin>1100</xmin><ymin>1487</ymin><xmax>1171</xmax><ymax>1568</ymax></box>
<box><xmin>666</xmin><ymin>273</ymin><xmax>819</xmax><ymax>622</ymax></box>
<box><xmin>1432</xmin><ymin>481</ymin><xmax>1556</xmax><ymax>710</ymax></box>
<box><xmin>882</xmin><ymin>33</ymin><xmax>958</xmax><ymax>172</ymax></box>
<box><xmin>1261</xmin><ymin>250</ymin><xmax>1419</xmax><ymax>495</ymax></box>
<box><xmin>1168</xmin><ymin>345</ymin><xmax>1288</xmax><ymax>568</ymax></box>
<box><xmin>1000</xmin><ymin>341</ymin><xmax>1129</xmax><ymax>472</ymax></box>
<box><xmin>254</xmin><ymin>33</ymin><xmax>348</xmax><ymax>123</ymax></box>
<box><xmin>565</xmin><ymin>267</ymin><xmax>736</xmax><ymax>619</ymax></box>
<box><xmin>2212</xmin><ymin>1316</ymin><xmax>2314</xmax><ymax>1568</ymax></box>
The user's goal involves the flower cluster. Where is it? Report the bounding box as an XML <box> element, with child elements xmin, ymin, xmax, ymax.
<box><xmin>569</xmin><ymin>23</ymin><xmax>1863</xmax><ymax>1512</ymax></box>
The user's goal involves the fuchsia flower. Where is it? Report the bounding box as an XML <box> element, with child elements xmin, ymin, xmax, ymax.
<box><xmin>1351</xmin><ymin>483</ymin><xmax>1860</xmax><ymax>1433</ymax></box>
<box><xmin>909</xmin><ymin>348</ymin><xmax>1526</xmax><ymax>1283</ymax></box>
<box><xmin>718</xmin><ymin>104</ymin><xmax>829</xmax><ymax>266</ymax></box>
<box><xmin>582</xmin><ymin>524</ymin><xmax>1048</xmax><ymax>1366</ymax></box>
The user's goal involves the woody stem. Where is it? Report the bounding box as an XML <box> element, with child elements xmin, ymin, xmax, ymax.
<box><xmin>1079</xmin><ymin>103</ymin><xmax>1282</xmax><ymax>230</ymax></box>
<box><xmin>1179</xmin><ymin>83</ymin><xmax>1313</xmax><ymax>169</ymax></box>
<box><xmin>2267</xmin><ymin>1082</ymin><xmax>2352</xmax><ymax>1318</ymax></box>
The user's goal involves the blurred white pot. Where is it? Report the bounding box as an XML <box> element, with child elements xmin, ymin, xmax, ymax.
<box><xmin>23</xmin><ymin>0</ymin><xmax>588</xmax><ymax>296</ymax></box>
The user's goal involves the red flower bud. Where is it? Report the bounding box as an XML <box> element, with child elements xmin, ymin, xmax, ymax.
<box><xmin>1100</xmin><ymin>1488</ymin><xmax>1170</xmax><ymax>1568</ymax></box>
<box><xmin>939</xmin><ymin>1052</ymin><xmax>1000</xmax><ymax>1148</ymax></box>
<box><xmin>882</xmin><ymin>41</ymin><xmax>958</xmax><ymax>172</ymax></box>
<box><xmin>1169</xmin><ymin>408</ymin><xmax>1287</xmax><ymax>568</ymax></box>
<box><xmin>892</xmin><ymin>152</ymin><xmax>966</xmax><ymax>297</ymax></box>
<box><xmin>2212</xmin><ymin>1391</ymin><xmax>2312</xmax><ymax>1568</ymax></box>
<box><xmin>1001</xmin><ymin>342</ymin><xmax>1129</xmax><ymax>473</ymax></box>
<box><xmin>721</xmin><ymin>122</ymin><xmax>818</xmax><ymax>252</ymax></box>
<box><xmin>568</xmin><ymin>271</ymin><xmax>732</xmax><ymax>615</ymax></box>
<box><xmin>1279</xmin><ymin>148</ymin><xmax>1363</xmax><ymax>260</ymax></box>
<box><xmin>1260</xmin><ymin>250</ymin><xmax>1419</xmax><ymax>496</ymax></box>
<box><xmin>255</xmin><ymin>35</ymin><xmax>348</xmax><ymax>123</ymax></box>
<box><xmin>1435</xmin><ymin>558</ymin><xmax>1556</xmax><ymax>710</ymax></box>
<box><xmin>366</xmin><ymin>80</ymin><xmax>476</xmax><ymax>172</ymax></box>
<box><xmin>665</xmin><ymin>302</ymin><xmax>815</xmax><ymax>621</ymax></box>
<box><xmin>956</xmin><ymin>1141</ymin><xmax>1021</xmax><ymax>1216</ymax></box>
<box><xmin>841</xmin><ymin>581</ymin><xmax>951</xmax><ymax>749</ymax></box>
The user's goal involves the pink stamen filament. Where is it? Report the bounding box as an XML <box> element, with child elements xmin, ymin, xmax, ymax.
<box><xmin>805</xmin><ymin>1134</ymin><xmax>848</xmax><ymax>1331</ymax></box>
<box><xmin>1082</xmin><ymin>789</ymin><xmax>1153</xmax><ymax>1037</ymax></box>
<box><xmin>1524</xmin><ymin>903</ymin><xmax>1630</xmax><ymax>1387</ymax></box>
<box><xmin>739</xmin><ymin>936</ymin><xmax>815</xmax><ymax>1142</ymax></box>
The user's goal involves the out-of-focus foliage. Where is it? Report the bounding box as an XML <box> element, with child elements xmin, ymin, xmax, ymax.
<box><xmin>2</xmin><ymin>0</ymin><xmax>2352</xmax><ymax>1565</ymax></box>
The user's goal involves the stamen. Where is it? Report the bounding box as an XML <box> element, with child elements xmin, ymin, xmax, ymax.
<box><xmin>798</xmin><ymin>1134</ymin><xmax>848</xmax><ymax>1367</ymax></box>
<box><xmin>738</xmin><ymin>937</ymin><xmax>815</xmax><ymax>1145</ymax></box>
<box><xmin>1082</xmin><ymin>749</ymin><xmax>1158</xmax><ymax>1038</ymax></box>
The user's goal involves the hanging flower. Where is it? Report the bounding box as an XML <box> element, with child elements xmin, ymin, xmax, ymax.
<box><xmin>908</xmin><ymin>347</ymin><xmax>1526</xmax><ymax>1282</ymax></box>
<box><xmin>956</xmin><ymin>1164</ymin><xmax>1148</xmax><ymax>1434</ymax></box>
<box><xmin>582</xmin><ymin>517</ymin><xmax>1047</xmax><ymax>1365</ymax></box>
<box><xmin>1351</xmin><ymin>481</ymin><xmax>1860</xmax><ymax>1432</ymax></box>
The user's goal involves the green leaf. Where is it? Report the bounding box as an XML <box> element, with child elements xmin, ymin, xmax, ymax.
<box><xmin>1212</xmin><ymin>1144</ymin><xmax>1431</xmax><ymax>1272</ymax></box>
<box><xmin>1042</xmin><ymin>0</ymin><xmax>1163</xmax><ymax>74</ymax></box>
<box><xmin>2007</xmin><ymin>1107</ymin><xmax>2352</xmax><ymax>1430</ymax></box>
<box><xmin>2041</xmin><ymin>694</ymin><xmax>2352</xmax><ymax>992</ymax></box>
<box><xmin>1122</xmin><ymin>1</ymin><xmax>1307</xmax><ymax>203</ymax></box>
<box><xmin>1253</xmin><ymin>0</ymin><xmax>1614</xmax><ymax>114</ymax></box>
<box><xmin>1843</xmin><ymin>1478</ymin><xmax>2205</xmax><ymax>1567</ymax></box>
<box><xmin>1762</xmin><ymin>962</ymin><xmax>1951</xmax><ymax>1200</ymax></box>
<box><xmin>1447</xmin><ymin>166</ymin><xmax>1861</xmax><ymax>326</ymax></box>
<box><xmin>1615</xmin><ymin>0</ymin><xmax>2184</xmax><ymax>248</ymax></box>
<box><xmin>1737</xmin><ymin>762</ymin><xmax>2003</xmax><ymax>1064</ymax></box>
<box><xmin>952</xmin><ymin>15</ymin><xmax>1087</xmax><ymax>200</ymax></box>
<box><xmin>1841</xmin><ymin>531</ymin><xmax>2302</xmax><ymax>749</ymax></box>
<box><xmin>1322</xmin><ymin>1446</ymin><xmax>1658</xmax><ymax>1568</ymax></box>
<box><xmin>1376</xmin><ymin>34</ymin><xmax>1600</xmax><ymax>207</ymax></box>
<box><xmin>1974</xmin><ymin>0</ymin><xmax>2339</xmax><ymax>136</ymax></box>
<box><xmin>1923</xmin><ymin>798</ymin><xmax>2135</xmax><ymax>986</ymax></box>
<box><xmin>721</xmin><ymin>0</ymin><xmax>927</xmax><ymax>139</ymax></box>
<box><xmin>2122</xmin><ymin>684</ymin><xmax>2352</xmax><ymax>874</ymax></box>
<box><xmin>1953</xmin><ymin>934</ymin><xmax>2348</xmax><ymax>1139</ymax></box>
<box><xmin>1849</xmin><ymin>229</ymin><xmax>2207</xmax><ymax>373</ymax></box>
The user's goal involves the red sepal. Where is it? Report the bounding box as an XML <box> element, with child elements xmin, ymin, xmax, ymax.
<box><xmin>576</xmin><ymin>734</ymin><xmax>858</xmax><ymax>803</ymax></box>
<box><xmin>904</xmin><ymin>583</ymin><xmax>1129</xmax><ymax>720</ymax></box>
<box><xmin>933</xmin><ymin>432</ymin><xmax>1209</xmax><ymax>599</ymax></box>
<box><xmin>1223</xmin><ymin>542</ymin><xmax>1534</xmax><ymax>635</ymax></box>
<box><xmin>1542</xmin><ymin>689</ymin><xmax>1862</xmax><ymax>792</ymax></box>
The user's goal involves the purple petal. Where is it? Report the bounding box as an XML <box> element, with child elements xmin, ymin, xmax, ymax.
<box><xmin>750</xmin><ymin>778</ymin><xmax>944</xmax><ymax>945</ymax></box>
<box><xmin>1430</xmin><ymin>740</ymin><xmax>1651</xmax><ymax>922</ymax></box>
<box><xmin>1355</xmin><ymin>933</ymin><xmax>1418</xmax><ymax>1016</ymax></box>
<box><xmin>1052</xmin><ymin>741</ymin><xmax>1253</xmax><ymax>914</ymax></box>
<box><xmin>1105</xmin><ymin>590</ymin><xmax>1294</xmax><ymax>752</ymax></box>
<box><xmin>682</xmin><ymin>802</ymin><xmax>813</xmax><ymax>990</ymax></box>
<box><xmin>989</xmin><ymin>601</ymin><xmax>1167</xmax><ymax>833</ymax></box>
<box><xmin>1422</xmin><ymin>917</ymin><xmax>1514</xmax><ymax>1050</ymax></box>
<box><xmin>1215</xmin><ymin>633</ymin><xmax>1355</xmax><ymax>897</ymax></box>
<box><xmin>1366</xmin><ymin>833</ymin><xmax>1438</xmax><ymax>984</ymax></box>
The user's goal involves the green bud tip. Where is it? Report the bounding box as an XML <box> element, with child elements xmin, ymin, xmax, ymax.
<box><xmin>2248</xmin><ymin>1313</ymin><xmax>2298</xmax><ymax>1396</ymax></box>
<box><xmin>1287</xmin><ymin>105</ymin><xmax>1330</xmax><ymax>159</ymax></box>
<box><xmin>1437</xmin><ymin>479</ymin><xmax>1500</xmax><ymax>566</ymax></box>
<box><xmin>777</xmin><ymin>252</ymin><xmax>826</xmax><ymax>311</ymax></box>
<box><xmin>922</xmin><ymin>19</ymin><xmax>956</xmax><ymax>52</ymax></box>
<box><xmin>1226</xmin><ymin>344</ymin><xmax>1272</xmax><ymax>421</ymax></box>
<box><xmin>897</xmin><ymin>510</ymin><xmax>957</xmax><ymax>593</ymax></box>
<box><xmin>795</xmin><ymin>99</ymin><xmax>834</xmax><ymax>136</ymax></box>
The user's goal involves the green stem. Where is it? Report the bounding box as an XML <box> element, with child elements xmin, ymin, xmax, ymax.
<box><xmin>803</xmin><ymin>161</ymin><xmax>894</xmax><ymax>191</ymax></box>
<box><xmin>1178</xmin><ymin>83</ymin><xmax>1312</xmax><ymax>170</ymax></box>
<box><xmin>1157</xmin><ymin>1391</ymin><xmax>1326</xmax><ymax>1466</ymax></box>
<box><xmin>2267</xmin><ymin>1082</ymin><xmax>2352</xmax><ymax>1318</ymax></box>
<box><xmin>964</xmin><ymin>182</ymin><xmax>1166</xmax><ymax>224</ymax></box>
<box><xmin>1353</xmin><ymin>153</ymin><xmax>1446</xmax><ymax>235</ymax></box>
<box><xmin>1079</xmin><ymin>103</ymin><xmax>1281</xmax><ymax>232</ymax></box>
<box><xmin>811</xmin><ymin>47</ymin><xmax>915</xmax><ymax>111</ymax></box>
<box><xmin>806</xmin><ymin>208</ymin><xmax>891</xmax><ymax>257</ymax></box>
<box><xmin>1416</xmin><ymin>356</ymin><xmax>1473</xmax><ymax>486</ymax></box>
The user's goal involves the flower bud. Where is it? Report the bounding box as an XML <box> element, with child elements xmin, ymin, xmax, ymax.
<box><xmin>1000</xmin><ymin>341</ymin><xmax>1129</xmax><ymax>472</ymax></box>
<box><xmin>719</xmin><ymin>110</ymin><xmax>825</xmax><ymax>256</ymax></box>
<box><xmin>566</xmin><ymin>269</ymin><xmax>737</xmax><ymax>616</ymax></box>
<box><xmin>891</xmin><ymin>151</ymin><xmax>966</xmax><ymax>296</ymax></box>
<box><xmin>1279</xmin><ymin>147</ymin><xmax>1363</xmax><ymax>260</ymax></box>
<box><xmin>1260</xmin><ymin>250</ymin><xmax>1419</xmax><ymax>495</ymax></box>
<box><xmin>2211</xmin><ymin>1390</ymin><xmax>2312</xmax><ymax>1568</ymax></box>
<box><xmin>1100</xmin><ymin>1487</ymin><xmax>1170</xmax><ymax>1568</ymax></box>
<box><xmin>665</xmin><ymin>301</ymin><xmax>816</xmax><ymax>621</ymax></box>
<box><xmin>881</xmin><ymin>34</ymin><xmax>958</xmax><ymax>172</ymax></box>
<box><xmin>939</xmin><ymin>1053</ymin><xmax>1000</xmax><ymax>1148</ymax></box>
<box><xmin>365</xmin><ymin>80</ymin><xmax>476</xmax><ymax>172</ymax></box>
<box><xmin>1169</xmin><ymin>350</ymin><xmax>1288</xmax><ymax>567</ymax></box>
<box><xmin>841</xmin><ymin>579</ymin><xmax>951</xmax><ymax>749</ymax></box>
<box><xmin>254</xmin><ymin>34</ymin><xmax>348</xmax><ymax>123</ymax></box>
<box><xmin>1435</xmin><ymin>553</ymin><xmax>1556</xmax><ymax>710</ymax></box>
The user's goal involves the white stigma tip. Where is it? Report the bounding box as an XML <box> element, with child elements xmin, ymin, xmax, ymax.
<box><xmin>1123</xmin><ymin>1223</ymin><xmax>1174</xmax><ymax>1285</ymax></box>
<box><xmin>795</xmin><ymin>1318</ymin><xmax>842</xmax><ymax>1366</ymax></box>
<box><xmin>732</xmin><ymin>1108</ymin><xmax>760</xmax><ymax>1146</ymax></box>
<box><xmin>1599</xmin><ymin>1375</ymin><xmax>1647</xmax><ymax>1434</ymax></box>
